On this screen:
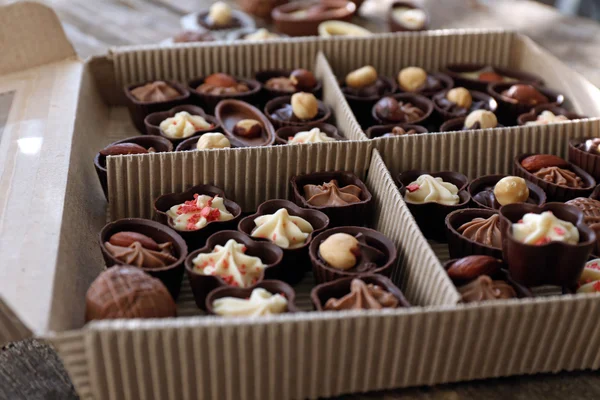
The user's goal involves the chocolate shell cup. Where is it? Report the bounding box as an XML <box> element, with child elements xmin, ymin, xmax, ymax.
<box><xmin>124</xmin><ymin>81</ymin><xmax>190</xmax><ymax>133</ymax></box>
<box><xmin>468</xmin><ymin>174</ymin><xmax>547</xmax><ymax>210</ymax></box>
<box><xmin>175</xmin><ymin>133</ymin><xmax>238</xmax><ymax>151</ymax></box>
<box><xmin>94</xmin><ymin>135</ymin><xmax>173</xmax><ymax>200</ymax></box>
<box><xmin>238</xmin><ymin>199</ymin><xmax>329</xmax><ymax>283</ymax></box>
<box><xmin>154</xmin><ymin>183</ymin><xmax>242</xmax><ymax>251</ymax></box>
<box><xmin>569</xmin><ymin>138</ymin><xmax>600</xmax><ymax>182</ymax></box>
<box><xmin>341</xmin><ymin>76</ymin><xmax>397</xmax><ymax>127</ymax></box>
<box><xmin>591</xmin><ymin>185</ymin><xmax>600</xmax><ymax>201</ymax></box>
<box><xmin>271</xmin><ymin>0</ymin><xmax>356</xmax><ymax>37</ymax></box>
<box><xmin>237</xmin><ymin>0</ymin><xmax>288</xmax><ymax>19</ymax></box>
<box><xmin>205</xmin><ymin>279</ymin><xmax>298</xmax><ymax>315</ymax></box>
<box><xmin>311</xmin><ymin>274</ymin><xmax>410</xmax><ymax>311</ymax></box>
<box><xmin>309</xmin><ymin>227</ymin><xmax>398</xmax><ymax>284</ymax></box>
<box><xmin>144</xmin><ymin>105</ymin><xmax>221</xmax><ymax>145</ymax></box>
<box><xmin>275</xmin><ymin>123</ymin><xmax>343</xmax><ymax>145</ymax></box>
<box><xmin>290</xmin><ymin>171</ymin><xmax>372</xmax><ymax>227</ymax></box>
<box><xmin>227</xmin><ymin>28</ymin><xmax>289</xmax><ymax>41</ymax></box>
<box><xmin>397</xmin><ymin>73</ymin><xmax>454</xmax><ymax>98</ymax></box>
<box><xmin>445</xmin><ymin>208</ymin><xmax>503</xmax><ymax>260</ymax></box>
<box><xmin>187</xmin><ymin>76</ymin><xmax>261</xmax><ymax>114</ymax></box>
<box><xmin>255</xmin><ymin>69</ymin><xmax>322</xmax><ymax>104</ymax></box>
<box><xmin>193</xmin><ymin>9</ymin><xmax>254</xmax><ymax>37</ymax></box>
<box><xmin>99</xmin><ymin>218</ymin><xmax>188</xmax><ymax>300</ymax></box>
<box><xmin>389</xmin><ymin>1</ymin><xmax>429</xmax><ymax>32</ymax></box>
<box><xmin>185</xmin><ymin>231</ymin><xmax>284</xmax><ymax>310</ymax></box>
<box><xmin>265</xmin><ymin>95</ymin><xmax>332</xmax><ymax>129</ymax></box>
<box><xmin>499</xmin><ymin>203</ymin><xmax>596</xmax><ymax>288</ymax></box>
<box><xmin>487</xmin><ymin>81</ymin><xmax>564</xmax><ymax>125</ymax></box>
<box><xmin>442</xmin><ymin>64</ymin><xmax>544</xmax><ymax>93</ymax></box>
<box><xmin>371</xmin><ymin>93</ymin><xmax>434</xmax><ymax>126</ymax></box>
<box><xmin>439</xmin><ymin>116</ymin><xmax>503</xmax><ymax>132</ymax></box>
<box><xmin>366</xmin><ymin>124</ymin><xmax>428</xmax><ymax>139</ymax></box>
<box><xmin>433</xmin><ymin>89</ymin><xmax>498</xmax><ymax>121</ymax></box>
<box><xmin>397</xmin><ymin>170</ymin><xmax>470</xmax><ymax>241</ymax></box>
<box><xmin>518</xmin><ymin>104</ymin><xmax>585</xmax><ymax>126</ymax></box>
<box><xmin>215</xmin><ymin>99</ymin><xmax>276</xmax><ymax>147</ymax></box>
<box><xmin>513</xmin><ymin>153</ymin><xmax>596</xmax><ymax>202</ymax></box>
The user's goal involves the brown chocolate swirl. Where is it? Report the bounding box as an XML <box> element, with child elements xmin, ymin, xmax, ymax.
<box><xmin>533</xmin><ymin>166</ymin><xmax>584</xmax><ymax>188</ymax></box>
<box><xmin>130</xmin><ymin>81</ymin><xmax>180</xmax><ymax>103</ymax></box>
<box><xmin>324</xmin><ymin>279</ymin><xmax>399</xmax><ymax>310</ymax></box>
<box><xmin>457</xmin><ymin>214</ymin><xmax>502</xmax><ymax>248</ymax></box>
<box><xmin>105</xmin><ymin>241</ymin><xmax>177</xmax><ymax>269</ymax></box>
<box><xmin>303</xmin><ymin>179</ymin><xmax>362</xmax><ymax>207</ymax></box>
<box><xmin>565</xmin><ymin>197</ymin><xmax>600</xmax><ymax>225</ymax></box>
<box><xmin>458</xmin><ymin>275</ymin><xmax>516</xmax><ymax>303</ymax></box>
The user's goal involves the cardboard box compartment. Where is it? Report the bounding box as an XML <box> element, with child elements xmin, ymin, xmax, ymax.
<box><xmin>2</xmin><ymin>2</ymin><xmax>600</xmax><ymax>400</ymax></box>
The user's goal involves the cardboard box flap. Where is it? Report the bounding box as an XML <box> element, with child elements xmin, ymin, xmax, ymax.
<box><xmin>0</xmin><ymin>296</ymin><xmax>32</xmax><ymax>345</ymax></box>
<box><xmin>0</xmin><ymin>1</ymin><xmax>76</xmax><ymax>77</ymax></box>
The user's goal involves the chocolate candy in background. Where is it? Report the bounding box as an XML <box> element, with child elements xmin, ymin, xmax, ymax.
<box><xmin>458</xmin><ymin>275</ymin><xmax>517</xmax><ymax>303</ymax></box>
<box><xmin>303</xmin><ymin>179</ymin><xmax>362</xmax><ymax>207</ymax></box>
<box><xmin>457</xmin><ymin>214</ymin><xmax>502</xmax><ymax>248</ymax></box>
<box><xmin>130</xmin><ymin>81</ymin><xmax>181</xmax><ymax>103</ymax></box>
<box><xmin>324</xmin><ymin>278</ymin><xmax>399</xmax><ymax>310</ymax></box>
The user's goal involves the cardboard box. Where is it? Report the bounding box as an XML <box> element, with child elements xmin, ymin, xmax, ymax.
<box><xmin>2</xmin><ymin>2</ymin><xmax>600</xmax><ymax>400</ymax></box>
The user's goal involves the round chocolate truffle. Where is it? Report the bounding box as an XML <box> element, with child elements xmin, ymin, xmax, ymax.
<box><xmin>464</xmin><ymin>110</ymin><xmax>497</xmax><ymax>129</ymax></box>
<box><xmin>319</xmin><ymin>233</ymin><xmax>359</xmax><ymax>270</ymax></box>
<box><xmin>493</xmin><ymin>176</ymin><xmax>529</xmax><ymax>206</ymax></box>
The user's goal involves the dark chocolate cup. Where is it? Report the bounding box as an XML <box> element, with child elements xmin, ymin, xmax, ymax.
<box><xmin>341</xmin><ymin>76</ymin><xmax>397</xmax><ymax>128</ymax></box>
<box><xmin>255</xmin><ymin>69</ymin><xmax>322</xmax><ymax>104</ymax></box>
<box><xmin>144</xmin><ymin>105</ymin><xmax>221</xmax><ymax>146</ymax></box>
<box><xmin>365</xmin><ymin>123</ymin><xmax>427</xmax><ymax>138</ymax></box>
<box><xmin>499</xmin><ymin>203</ymin><xmax>596</xmax><ymax>288</ymax></box>
<box><xmin>309</xmin><ymin>227</ymin><xmax>398</xmax><ymax>284</ymax></box>
<box><xmin>438</xmin><ymin>116</ymin><xmax>504</xmax><ymax>132</ymax></box>
<box><xmin>195</xmin><ymin>10</ymin><xmax>248</xmax><ymax>32</ymax></box>
<box><xmin>265</xmin><ymin>95</ymin><xmax>332</xmax><ymax>129</ymax></box>
<box><xmin>442</xmin><ymin>64</ymin><xmax>544</xmax><ymax>93</ymax></box>
<box><xmin>94</xmin><ymin>136</ymin><xmax>173</xmax><ymax>200</ymax></box>
<box><xmin>371</xmin><ymin>93</ymin><xmax>434</xmax><ymax>126</ymax></box>
<box><xmin>185</xmin><ymin>231</ymin><xmax>284</xmax><ymax>310</ymax></box>
<box><xmin>397</xmin><ymin>73</ymin><xmax>454</xmax><ymax>98</ymax></box>
<box><xmin>290</xmin><ymin>171</ymin><xmax>373</xmax><ymax>227</ymax></box>
<box><xmin>388</xmin><ymin>1</ymin><xmax>429</xmax><ymax>32</ymax></box>
<box><xmin>275</xmin><ymin>123</ymin><xmax>343</xmax><ymax>145</ymax></box>
<box><xmin>187</xmin><ymin>76</ymin><xmax>262</xmax><ymax>114</ymax></box>
<box><xmin>124</xmin><ymin>81</ymin><xmax>190</xmax><ymax>133</ymax></box>
<box><xmin>432</xmin><ymin>89</ymin><xmax>498</xmax><ymax>121</ymax></box>
<box><xmin>205</xmin><ymin>279</ymin><xmax>298</xmax><ymax>315</ymax></box>
<box><xmin>271</xmin><ymin>0</ymin><xmax>356</xmax><ymax>37</ymax></box>
<box><xmin>487</xmin><ymin>81</ymin><xmax>564</xmax><ymax>125</ymax></box>
<box><xmin>445</xmin><ymin>208</ymin><xmax>503</xmax><ymax>260</ymax></box>
<box><xmin>215</xmin><ymin>99</ymin><xmax>276</xmax><ymax>148</ymax></box>
<box><xmin>569</xmin><ymin>138</ymin><xmax>600</xmax><ymax>182</ymax></box>
<box><xmin>397</xmin><ymin>170</ymin><xmax>470</xmax><ymax>241</ymax></box>
<box><xmin>175</xmin><ymin>133</ymin><xmax>238</xmax><ymax>151</ymax></box>
<box><xmin>310</xmin><ymin>274</ymin><xmax>410</xmax><ymax>311</ymax></box>
<box><xmin>442</xmin><ymin>259</ymin><xmax>532</xmax><ymax>299</ymax></box>
<box><xmin>467</xmin><ymin>174</ymin><xmax>547</xmax><ymax>210</ymax></box>
<box><xmin>154</xmin><ymin>184</ymin><xmax>242</xmax><ymax>251</ymax></box>
<box><xmin>98</xmin><ymin>218</ymin><xmax>188</xmax><ymax>300</ymax></box>
<box><xmin>591</xmin><ymin>185</ymin><xmax>600</xmax><ymax>201</ymax></box>
<box><xmin>517</xmin><ymin>104</ymin><xmax>585</xmax><ymax>126</ymax></box>
<box><xmin>238</xmin><ymin>199</ymin><xmax>330</xmax><ymax>283</ymax></box>
<box><xmin>513</xmin><ymin>153</ymin><xmax>596</xmax><ymax>202</ymax></box>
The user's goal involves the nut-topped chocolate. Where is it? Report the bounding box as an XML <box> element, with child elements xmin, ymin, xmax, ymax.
<box><xmin>389</xmin><ymin>2</ymin><xmax>428</xmax><ymax>31</ymax></box>
<box><xmin>433</xmin><ymin>88</ymin><xmax>497</xmax><ymax>120</ymax></box>
<box><xmin>196</xmin><ymin>73</ymin><xmax>250</xmax><ymax>95</ymax></box>
<box><xmin>397</xmin><ymin>66</ymin><xmax>452</xmax><ymax>97</ymax></box>
<box><xmin>501</xmin><ymin>84</ymin><xmax>548</xmax><ymax>106</ymax></box>
<box><xmin>457</xmin><ymin>214</ymin><xmax>502</xmax><ymax>248</ymax></box>
<box><xmin>470</xmin><ymin>176</ymin><xmax>542</xmax><ymax>210</ymax></box>
<box><xmin>173</xmin><ymin>30</ymin><xmax>215</xmax><ymax>43</ymax></box>
<box><xmin>464</xmin><ymin>110</ymin><xmax>498</xmax><ymax>129</ymax></box>
<box><xmin>99</xmin><ymin>143</ymin><xmax>153</xmax><ymax>156</ymax></box>
<box><xmin>576</xmin><ymin>259</ymin><xmax>600</xmax><ymax>293</ymax></box>
<box><xmin>520</xmin><ymin>154</ymin><xmax>587</xmax><ymax>189</ymax></box>
<box><xmin>580</xmin><ymin>138</ymin><xmax>600</xmax><ymax>155</ymax></box>
<box><xmin>159</xmin><ymin>111</ymin><xmax>214</xmax><ymax>140</ymax></box>
<box><xmin>303</xmin><ymin>179</ymin><xmax>362</xmax><ymax>207</ymax></box>
<box><xmin>197</xmin><ymin>1</ymin><xmax>245</xmax><ymax>31</ymax></box>
<box><xmin>266</xmin><ymin>93</ymin><xmax>331</xmax><ymax>127</ymax></box>
<box><xmin>318</xmin><ymin>232</ymin><xmax>385</xmax><ymax>273</ymax></box>
<box><xmin>196</xmin><ymin>132</ymin><xmax>231</xmax><ymax>149</ymax></box>
<box><xmin>446</xmin><ymin>255</ymin><xmax>502</xmax><ymax>282</ymax></box>
<box><xmin>265</xmin><ymin>69</ymin><xmax>317</xmax><ymax>93</ymax></box>
<box><xmin>323</xmin><ymin>278</ymin><xmax>399</xmax><ymax>310</ymax></box>
<box><xmin>343</xmin><ymin>66</ymin><xmax>395</xmax><ymax>99</ymax></box>
<box><xmin>565</xmin><ymin>198</ymin><xmax>600</xmax><ymax>225</ymax></box>
<box><xmin>130</xmin><ymin>81</ymin><xmax>181</xmax><ymax>103</ymax></box>
<box><xmin>374</xmin><ymin>96</ymin><xmax>424</xmax><ymax>123</ymax></box>
<box><xmin>105</xmin><ymin>231</ymin><xmax>177</xmax><ymax>269</ymax></box>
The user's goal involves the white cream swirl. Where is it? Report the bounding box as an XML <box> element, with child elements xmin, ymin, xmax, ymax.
<box><xmin>160</xmin><ymin>111</ymin><xmax>213</xmax><ymax>139</ymax></box>
<box><xmin>525</xmin><ymin>111</ymin><xmax>570</xmax><ymax>126</ymax></box>
<box><xmin>166</xmin><ymin>194</ymin><xmax>233</xmax><ymax>231</ymax></box>
<box><xmin>404</xmin><ymin>174</ymin><xmax>460</xmax><ymax>205</ymax></box>
<box><xmin>212</xmin><ymin>288</ymin><xmax>288</xmax><ymax>316</ymax></box>
<box><xmin>251</xmin><ymin>208</ymin><xmax>314</xmax><ymax>249</ymax></box>
<box><xmin>288</xmin><ymin>127</ymin><xmax>336</xmax><ymax>144</ymax></box>
<box><xmin>512</xmin><ymin>211</ymin><xmax>579</xmax><ymax>245</ymax></box>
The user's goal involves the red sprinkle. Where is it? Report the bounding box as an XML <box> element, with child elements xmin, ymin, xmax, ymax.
<box><xmin>406</xmin><ymin>184</ymin><xmax>420</xmax><ymax>193</ymax></box>
<box><xmin>553</xmin><ymin>227</ymin><xmax>565</xmax><ymax>235</ymax></box>
<box><xmin>272</xmin><ymin>233</ymin><xmax>277</xmax><ymax>241</ymax></box>
<box><xmin>534</xmin><ymin>237</ymin><xmax>551</xmax><ymax>245</ymax></box>
<box><xmin>517</xmin><ymin>219</ymin><xmax>523</xmax><ymax>224</ymax></box>
<box><xmin>588</xmin><ymin>262</ymin><xmax>600</xmax><ymax>270</ymax></box>
<box><xmin>241</xmin><ymin>246</ymin><xmax>247</xmax><ymax>253</ymax></box>
<box><xmin>594</xmin><ymin>281</ymin><xmax>600</xmax><ymax>292</ymax></box>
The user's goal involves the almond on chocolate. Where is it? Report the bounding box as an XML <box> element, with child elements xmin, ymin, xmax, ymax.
<box><xmin>447</xmin><ymin>255</ymin><xmax>502</xmax><ymax>282</ymax></box>
<box><xmin>99</xmin><ymin>143</ymin><xmax>149</xmax><ymax>156</ymax></box>
<box><xmin>520</xmin><ymin>154</ymin><xmax>569</xmax><ymax>172</ymax></box>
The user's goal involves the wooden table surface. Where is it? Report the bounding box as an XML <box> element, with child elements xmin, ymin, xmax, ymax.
<box><xmin>3</xmin><ymin>0</ymin><xmax>600</xmax><ymax>399</ymax></box>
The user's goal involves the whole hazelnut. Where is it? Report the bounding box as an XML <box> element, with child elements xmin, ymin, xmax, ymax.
<box><xmin>208</xmin><ymin>1</ymin><xmax>232</xmax><ymax>26</ymax></box>
<box><xmin>446</xmin><ymin>87</ymin><xmax>472</xmax><ymax>109</ymax></box>
<box><xmin>493</xmin><ymin>176</ymin><xmax>529</xmax><ymax>206</ymax></box>
<box><xmin>345</xmin><ymin>66</ymin><xmax>378</xmax><ymax>89</ymax></box>
<box><xmin>291</xmin><ymin>92</ymin><xmax>319</xmax><ymax>120</ymax></box>
<box><xmin>503</xmin><ymin>84</ymin><xmax>548</xmax><ymax>105</ymax></box>
<box><xmin>375</xmin><ymin>97</ymin><xmax>405</xmax><ymax>122</ymax></box>
<box><xmin>233</xmin><ymin>119</ymin><xmax>262</xmax><ymax>138</ymax></box>
<box><xmin>204</xmin><ymin>73</ymin><xmax>238</xmax><ymax>88</ymax></box>
<box><xmin>289</xmin><ymin>69</ymin><xmax>317</xmax><ymax>91</ymax></box>
<box><xmin>464</xmin><ymin>110</ymin><xmax>497</xmax><ymax>129</ymax></box>
<box><xmin>197</xmin><ymin>132</ymin><xmax>231</xmax><ymax>149</ymax></box>
<box><xmin>318</xmin><ymin>233</ymin><xmax>359</xmax><ymax>270</ymax></box>
<box><xmin>398</xmin><ymin>66</ymin><xmax>427</xmax><ymax>92</ymax></box>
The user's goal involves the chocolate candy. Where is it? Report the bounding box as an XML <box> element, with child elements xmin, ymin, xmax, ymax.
<box><xmin>173</xmin><ymin>31</ymin><xmax>215</xmax><ymax>43</ymax></box>
<box><xmin>447</xmin><ymin>255</ymin><xmax>502</xmax><ymax>282</ymax></box>
<box><xmin>197</xmin><ymin>73</ymin><xmax>250</xmax><ymax>95</ymax></box>
<box><xmin>303</xmin><ymin>179</ymin><xmax>362</xmax><ymax>207</ymax></box>
<box><xmin>318</xmin><ymin>232</ymin><xmax>385</xmax><ymax>272</ymax></box>
<box><xmin>493</xmin><ymin>176</ymin><xmax>529</xmax><ymax>206</ymax></box>
<box><xmin>346</xmin><ymin>66</ymin><xmax>378</xmax><ymax>89</ymax></box>
<box><xmin>457</xmin><ymin>214</ymin><xmax>502</xmax><ymax>248</ymax></box>
<box><xmin>130</xmin><ymin>81</ymin><xmax>181</xmax><ymax>103</ymax></box>
<box><xmin>105</xmin><ymin>231</ymin><xmax>177</xmax><ymax>269</ymax></box>
<box><xmin>533</xmin><ymin>167</ymin><xmax>584</xmax><ymax>188</ymax></box>
<box><xmin>458</xmin><ymin>275</ymin><xmax>516</xmax><ymax>303</ymax></box>
<box><xmin>375</xmin><ymin>97</ymin><xmax>424</xmax><ymax>123</ymax></box>
<box><xmin>446</xmin><ymin>87</ymin><xmax>472</xmax><ymax>109</ymax></box>
<box><xmin>290</xmin><ymin>92</ymin><xmax>319</xmax><ymax>120</ymax></box>
<box><xmin>398</xmin><ymin>66</ymin><xmax>427</xmax><ymax>92</ymax></box>
<box><xmin>501</xmin><ymin>84</ymin><xmax>548</xmax><ymax>106</ymax></box>
<box><xmin>464</xmin><ymin>110</ymin><xmax>497</xmax><ymax>129</ymax></box>
<box><xmin>324</xmin><ymin>278</ymin><xmax>399</xmax><ymax>310</ymax></box>
<box><xmin>565</xmin><ymin>197</ymin><xmax>600</xmax><ymax>225</ymax></box>
<box><xmin>99</xmin><ymin>143</ymin><xmax>149</xmax><ymax>156</ymax></box>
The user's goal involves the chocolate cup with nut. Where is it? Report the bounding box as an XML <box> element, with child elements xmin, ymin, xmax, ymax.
<box><xmin>175</xmin><ymin>133</ymin><xmax>239</xmax><ymax>151</ymax></box>
<box><xmin>397</xmin><ymin>73</ymin><xmax>454</xmax><ymax>98</ymax></box>
<box><xmin>513</xmin><ymin>153</ymin><xmax>596</xmax><ymax>202</ymax></box>
<box><xmin>340</xmin><ymin>76</ymin><xmax>397</xmax><ymax>128</ymax></box>
<box><xmin>187</xmin><ymin>76</ymin><xmax>261</xmax><ymax>114</ymax></box>
<box><xmin>271</xmin><ymin>0</ymin><xmax>356</xmax><ymax>37</ymax></box>
<box><xmin>388</xmin><ymin>1</ymin><xmax>429</xmax><ymax>32</ymax></box>
<box><xmin>371</xmin><ymin>93</ymin><xmax>434</xmax><ymax>126</ymax></box>
<box><xmin>94</xmin><ymin>135</ymin><xmax>173</xmax><ymax>200</ymax></box>
<box><xmin>499</xmin><ymin>202</ymin><xmax>596</xmax><ymax>288</ymax></box>
<box><xmin>487</xmin><ymin>81</ymin><xmax>564</xmax><ymax>125</ymax></box>
<box><xmin>144</xmin><ymin>105</ymin><xmax>221</xmax><ymax>146</ymax></box>
<box><xmin>99</xmin><ymin>218</ymin><xmax>188</xmax><ymax>300</ymax></box>
<box><xmin>442</xmin><ymin>64</ymin><xmax>544</xmax><ymax>93</ymax></box>
<box><xmin>445</xmin><ymin>208</ymin><xmax>503</xmax><ymax>260</ymax></box>
<box><xmin>517</xmin><ymin>104</ymin><xmax>585</xmax><ymax>126</ymax></box>
<box><xmin>439</xmin><ymin>116</ymin><xmax>504</xmax><ymax>132</ymax></box>
<box><xmin>238</xmin><ymin>199</ymin><xmax>330</xmax><ymax>284</ymax></box>
<box><xmin>568</xmin><ymin>137</ymin><xmax>600</xmax><ymax>182</ymax></box>
<box><xmin>255</xmin><ymin>69</ymin><xmax>322</xmax><ymax>104</ymax></box>
<box><xmin>442</xmin><ymin>258</ymin><xmax>532</xmax><ymax>299</ymax></box>
<box><xmin>309</xmin><ymin>226</ymin><xmax>397</xmax><ymax>284</ymax></box>
<box><xmin>124</xmin><ymin>81</ymin><xmax>190</xmax><ymax>133</ymax></box>
<box><xmin>237</xmin><ymin>0</ymin><xmax>288</xmax><ymax>19</ymax></box>
<box><xmin>265</xmin><ymin>95</ymin><xmax>332</xmax><ymax>129</ymax></box>
<box><xmin>468</xmin><ymin>174</ymin><xmax>547</xmax><ymax>210</ymax></box>
<box><xmin>215</xmin><ymin>99</ymin><xmax>276</xmax><ymax>148</ymax></box>
<box><xmin>310</xmin><ymin>274</ymin><xmax>410</xmax><ymax>311</ymax></box>
<box><xmin>275</xmin><ymin>123</ymin><xmax>343</xmax><ymax>145</ymax></box>
<box><xmin>432</xmin><ymin>89</ymin><xmax>498</xmax><ymax>122</ymax></box>
<box><xmin>205</xmin><ymin>279</ymin><xmax>298</xmax><ymax>315</ymax></box>
<box><xmin>397</xmin><ymin>170</ymin><xmax>470</xmax><ymax>241</ymax></box>
<box><xmin>185</xmin><ymin>231</ymin><xmax>284</xmax><ymax>310</ymax></box>
<box><xmin>290</xmin><ymin>171</ymin><xmax>372</xmax><ymax>227</ymax></box>
<box><xmin>154</xmin><ymin>183</ymin><xmax>242</xmax><ymax>251</ymax></box>
<box><xmin>366</xmin><ymin>124</ymin><xmax>427</xmax><ymax>139</ymax></box>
